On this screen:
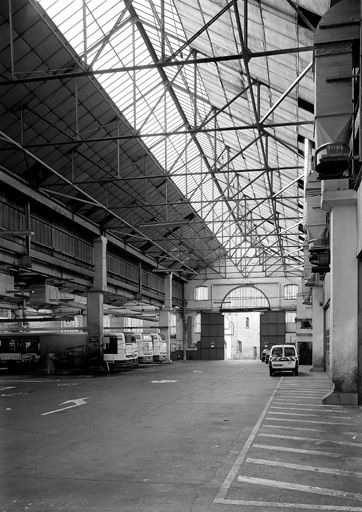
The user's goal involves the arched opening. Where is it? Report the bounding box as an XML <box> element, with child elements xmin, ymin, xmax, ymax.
<box><xmin>221</xmin><ymin>286</ymin><xmax>270</xmax><ymax>361</ymax></box>
<box><xmin>220</xmin><ymin>286</ymin><xmax>270</xmax><ymax>312</ymax></box>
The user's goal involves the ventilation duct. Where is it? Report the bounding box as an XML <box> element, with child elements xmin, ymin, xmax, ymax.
<box><xmin>314</xmin><ymin>0</ymin><xmax>359</xmax><ymax>179</ymax></box>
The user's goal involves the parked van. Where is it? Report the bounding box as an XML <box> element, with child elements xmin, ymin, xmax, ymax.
<box><xmin>159</xmin><ymin>337</ymin><xmax>167</xmax><ymax>362</ymax></box>
<box><xmin>134</xmin><ymin>332</ymin><xmax>153</xmax><ymax>363</ymax></box>
<box><xmin>141</xmin><ymin>333</ymin><xmax>153</xmax><ymax>363</ymax></box>
<box><xmin>133</xmin><ymin>332</ymin><xmax>144</xmax><ymax>364</ymax></box>
<box><xmin>103</xmin><ymin>333</ymin><xmax>138</xmax><ymax>369</ymax></box>
<box><xmin>268</xmin><ymin>344</ymin><xmax>299</xmax><ymax>376</ymax></box>
<box><xmin>150</xmin><ymin>333</ymin><xmax>162</xmax><ymax>362</ymax></box>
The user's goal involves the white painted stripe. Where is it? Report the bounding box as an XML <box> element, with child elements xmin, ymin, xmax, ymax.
<box><xmin>277</xmin><ymin>388</ymin><xmax>325</xmax><ymax>392</ymax></box>
<box><xmin>268</xmin><ymin>411</ymin><xmax>321</xmax><ymax>417</ymax></box>
<box><xmin>246</xmin><ymin>457</ymin><xmax>362</xmax><ymax>478</ymax></box>
<box><xmin>0</xmin><ymin>379</ymin><xmax>60</xmax><ymax>383</ymax></box>
<box><xmin>281</xmin><ymin>380</ymin><xmax>330</xmax><ymax>383</ymax></box>
<box><xmin>280</xmin><ymin>381</ymin><xmax>330</xmax><ymax>385</ymax></box>
<box><xmin>279</xmin><ymin>384</ymin><xmax>330</xmax><ymax>388</ymax></box>
<box><xmin>279</xmin><ymin>386</ymin><xmax>329</xmax><ymax>389</ymax></box>
<box><xmin>275</xmin><ymin>394</ymin><xmax>323</xmax><ymax>398</ymax></box>
<box><xmin>263</xmin><ymin>424</ymin><xmax>356</xmax><ymax>434</ymax></box>
<box><xmin>266</xmin><ymin>416</ymin><xmax>353</xmax><ymax>426</ymax></box>
<box><xmin>253</xmin><ymin>443</ymin><xmax>342</xmax><ymax>457</ymax></box>
<box><xmin>214</xmin><ymin>497</ymin><xmax>362</xmax><ymax>510</ymax></box>
<box><xmin>258</xmin><ymin>432</ymin><xmax>362</xmax><ymax>448</ymax></box>
<box><xmin>274</xmin><ymin>395</ymin><xmax>323</xmax><ymax>400</ymax></box>
<box><xmin>278</xmin><ymin>392</ymin><xmax>329</xmax><ymax>395</ymax></box>
<box><xmin>213</xmin><ymin>378</ymin><xmax>283</xmax><ymax>502</ymax></box>
<box><xmin>270</xmin><ymin>406</ymin><xmax>347</xmax><ymax>414</ymax></box>
<box><xmin>272</xmin><ymin>401</ymin><xmax>341</xmax><ymax>407</ymax></box>
<box><xmin>236</xmin><ymin>475</ymin><xmax>362</xmax><ymax>501</ymax></box>
<box><xmin>280</xmin><ymin>392</ymin><xmax>330</xmax><ymax>395</ymax></box>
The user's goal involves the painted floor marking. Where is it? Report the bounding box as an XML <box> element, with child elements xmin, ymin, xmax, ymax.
<box><xmin>258</xmin><ymin>432</ymin><xmax>362</xmax><ymax>448</ymax></box>
<box><xmin>214</xmin><ymin>376</ymin><xmax>362</xmax><ymax>511</ymax></box>
<box><xmin>253</xmin><ymin>443</ymin><xmax>343</xmax><ymax>458</ymax></box>
<box><xmin>270</xmin><ymin>406</ymin><xmax>347</xmax><ymax>414</ymax></box>
<box><xmin>213</xmin><ymin>377</ymin><xmax>283</xmax><ymax>502</ymax></box>
<box><xmin>263</xmin><ymin>424</ymin><xmax>357</xmax><ymax>434</ymax></box>
<box><xmin>268</xmin><ymin>411</ymin><xmax>321</xmax><ymax>417</ymax></box>
<box><xmin>214</xmin><ymin>497</ymin><xmax>362</xmax><ymax>510</ymax></box>
<box><xmin>270</xmin><ymin>411</ymin><xmax>352</xmax><ymax>420</ymax></box>
<box><xmin>41</xmin><ymin>397</ymin><xmax>90</xmax><ymax>416</ymax></box>
<box><xmin>246</xmin><ymin>457</ymin><xmax>362</xmax><ymax>478</ymax></box>
<box><xmin>236</xmin><ymin>475</ymin><xmax>362</xmax><ymax>502</ymax></box>
<box><xmin>279</xmin><ymin>386</ymin><xmax>329</xmax><ymax>390</ymax></box>
<box><xmin>279</xmin><ymin>384</ymin><xmax>330</xmax><ymax>388</ymax></box>
<box><xmin>275</xmin><ymin>393</ymin><xmax>324</xmax><ymax>398</ymax></box>
<box><xmin>266</xmin><ymin>416</ymin><xmax>354</xmax><ymax>426</ymax></box>
<box><xmin>0</xmin><ymin>379</ymin><xmax>60</xmax><ymax>383</ymax></box>
<box><xmin>272</xmin><ymin>401</ymin><xmax>343</xmax><ymax>408</ymax></box>
<box><xmin>151</xmin><ymin>380</ymin><xmax>177</xmax><ymax>383</ymax></box>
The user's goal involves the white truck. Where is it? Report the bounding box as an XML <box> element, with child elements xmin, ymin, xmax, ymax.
<box><xmin>103</xmin><ymin>333</ymin><xmax>138</xmax><ymax>370</ymax></box>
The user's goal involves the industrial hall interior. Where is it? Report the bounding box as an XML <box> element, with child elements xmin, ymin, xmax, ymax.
<box><xmin>0</xmin><ymin>0</ymin><xmax>361</xmax><ymax>406</ymax></box>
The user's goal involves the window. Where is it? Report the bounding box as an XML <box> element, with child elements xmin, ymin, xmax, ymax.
<box><xmin>195</xmin><ymin>313</ymin><xmax>201</xmax><ymax>333</ymax></box>
<box><xmin>286</xmin><ymin>311</ymin><xmax>296</xmax><ymax>323</ymax></box>
<box><xmin>195</xmin><ymin>286</ymin><xmax>208</xmax><ymax>301</ymax></box>
<box><xmin>245</xmin><ymin>317</ymin><xmax>249</xmax><ymax>328</ymax></box>
<box><xmin>284</xmin><ymin>284</ymin><xmax>298</xmax><ymax>300</ymax></box>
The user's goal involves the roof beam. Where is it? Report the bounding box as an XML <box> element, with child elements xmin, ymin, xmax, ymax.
<box><xmin>0</xmin><ymin>47</ymin><xmax>313</xmax><ymax>86</ymax></box>
<box><xmin>22</xmin><ymin>120</ymin><xmax>312</xmax><ymax>149</ymax></box>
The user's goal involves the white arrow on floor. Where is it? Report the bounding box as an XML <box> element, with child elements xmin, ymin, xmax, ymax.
<box><xmin>41</xmin><ymin>397</ymin><xmax>90</xmax><ymax>416</ymax></box>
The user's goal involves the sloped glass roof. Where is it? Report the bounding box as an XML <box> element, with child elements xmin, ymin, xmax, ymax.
<box><xmin>35</xmin><ymin>0</ymin><xmax>323</xmax><ymax>278</ymax></box>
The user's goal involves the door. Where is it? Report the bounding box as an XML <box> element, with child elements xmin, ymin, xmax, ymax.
<box><xmin>199</xmin><ymin>312</ymin><xmax>224</xmax><ymax>360</ymax></box>
<box><xmin>260</xmin><ymin>310</ymin><xmax>286</xmax><ymax>353</ymax></box>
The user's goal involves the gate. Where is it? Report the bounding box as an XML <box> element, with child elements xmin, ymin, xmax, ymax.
<box><xmin>260</xmin><ymin>310</ymin><xmax>286</xmax><ymax>352</ymax></box>
<box><xmin>199</xmin><ymin>312</ymin><xmax>224</xmax><ymax>360</ymax></box>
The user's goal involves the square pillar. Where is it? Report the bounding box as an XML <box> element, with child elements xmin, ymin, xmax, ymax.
<box><xmin>310</xmin><ymin>285</ymin><xmax>325</xmax><ymax>371</ymax></box>
<box><xmin>159</xmin><ymin>273</ymin><xmax>172</xmax><ymax>359</ymax></box>
<box><xmin>87</xmin><ymin>236</ymin><xmax>107</xmax><ymax>342</ymax></box>
<box><xmin>322</xmin><ymin>190</ymin><xmax>358</xmax><ymax>405</ymax></box>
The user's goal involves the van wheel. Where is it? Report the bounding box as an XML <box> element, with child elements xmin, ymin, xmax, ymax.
<box><xmin>269</xmin><ymin>367</ymin><xmax>274</xmax><ymax>376</ymax></box>
<box><xmin>294</xmin><ymin>367</ymin><xmax>299</xmax><ymax>376</ymax></box>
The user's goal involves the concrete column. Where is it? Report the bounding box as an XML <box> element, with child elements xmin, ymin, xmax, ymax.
<box><xmin>87</xmin><ymin>236</ymin><xmax>107</xmax><ymax>341</ymax></box>
<box><xmin>322</xmin><ymin>190</ymin><xmax>358</xmax><ymax>405</ymax></box>
<box><xmin>310</xmin><ymin>284</ymin><xmax>324</xmax><ymax>372</ymax></box>
<box><xmin>159</xmin><ymin>273</ymin><xmax>172</xmax><ymax>359</ymax></box>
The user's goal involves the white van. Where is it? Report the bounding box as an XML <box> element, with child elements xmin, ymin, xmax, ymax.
<box><xmin>141</xmin><ymin>333</ymin><xmax>153</xmax><ymax>363</ymax></box>
<box><xmin>103</xmin><ymin>333</ymin><xmax>138</xmax><ymax>369</ymax></box>
<box><xmin>268</xmin><ymin>344</ymin><xmax>299</xmax><ymax>376</ymax></box>
<box><xmin>159</xmin><ymin>337</ymin><xmax>167</xmax><ymax>362</ymax></box>
<box><xmin>150</xmin><ymin>333</ymin><xmax>162</xmax><ymax>362</ymax></box>
<box><xmin>133</xmin><ymin>332</ymin><xmax>153</xmax><ymax>364</ymax></box>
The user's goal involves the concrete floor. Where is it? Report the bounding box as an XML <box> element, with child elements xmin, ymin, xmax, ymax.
<box><xmin>1</xmin><ymin>360</ymin><xmax>361</xmax><ymax>512</ymax></box>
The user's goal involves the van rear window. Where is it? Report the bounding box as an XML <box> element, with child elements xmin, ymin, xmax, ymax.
<box><xmin>284</xmin><ymin>347</ymin><xmax>296</xmax><ymax>357</ymax></box>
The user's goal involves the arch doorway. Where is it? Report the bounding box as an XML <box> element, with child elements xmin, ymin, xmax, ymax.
<box><xmin>221</xmin><ymin>286</ymin><xmax>270</xmax><ymax>361</ymax></box>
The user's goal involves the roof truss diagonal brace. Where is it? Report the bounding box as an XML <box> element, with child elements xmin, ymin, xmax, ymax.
<box><xmin>167</xmin><ymin>0</ymin><xmax>235</xmax><ymax>61</ymax></box>
<box><xmin>232</xmin><ymin>0</ymin><xmax>287</xmax><ymax>274</ymax></box>
<box><xmin>124</xmin><ymin>1</ymin><xmax>249</xmax><ymax>244</ymax></box>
